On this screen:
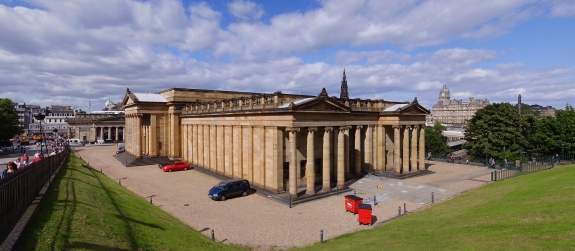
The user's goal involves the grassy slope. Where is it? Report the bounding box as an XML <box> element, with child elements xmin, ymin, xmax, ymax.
<box><xmin>297</xmin><ymin>165</ymin><xmax>575</xmax><ymax>251</ymax></box>
<box><xmin>21</xmin><ymin>153</ymin><xmax>247</xmax><ymax>251</ymax></box>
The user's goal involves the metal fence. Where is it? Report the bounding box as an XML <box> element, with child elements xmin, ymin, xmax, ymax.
<box><xmin>491</xmin><ymin>160</ymin><xmax>553</xmax><ymax>181</ymax></box>
<box><xmin>0</xmin><ymin>149</ymin><xmax>69</xmax><ymax>245</ymax></box>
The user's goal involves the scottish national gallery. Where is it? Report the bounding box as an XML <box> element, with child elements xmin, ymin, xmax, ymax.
<box><xmin>122</xmin><ymin>72</ymin><xmax>429</xmax><ymax>196</ymax></box>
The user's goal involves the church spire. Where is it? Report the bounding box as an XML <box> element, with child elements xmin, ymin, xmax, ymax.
<box><xmin>340</xmin><ymin>69</ymin><xmax>349</xmax><ymax>99</ymax></box>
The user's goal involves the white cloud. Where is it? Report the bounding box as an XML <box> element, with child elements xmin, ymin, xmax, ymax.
<box><xmin>228</xmin><ymin>0</ymin><xmax>264</xmax><ymax>21</ymax></box>
<box><xmin>551</xmin><ymin>0</ymin><xmax>575</xmax><ymax>17</ymax></box>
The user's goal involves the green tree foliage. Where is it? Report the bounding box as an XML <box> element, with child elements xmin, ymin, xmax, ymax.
<box><xmin>0</xmin><ymin>98</ymin><xmax>23</xmax><ymax>140</ymax></box>
<box><xmin>533</xmin><ymin>104</ymin><xmax>575</xmax><ymax>156</ymax></box>
<box><xmin>425</xmin><ymin>122</ymin><xmax>451</xmax><ymax>156</ymax></box>
<box><xmin>464</xmin><ymin>103</ymin><xmax>527</xmax><ymax>162</ymax></box>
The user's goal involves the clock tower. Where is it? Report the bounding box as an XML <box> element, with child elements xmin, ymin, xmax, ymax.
<box><xmin>439</xmin><ymin>85</ymin><xmax>450</xmax><ymax>105</ymax></box>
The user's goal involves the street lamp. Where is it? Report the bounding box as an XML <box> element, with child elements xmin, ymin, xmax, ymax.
<box><xmin>34</xmin><ymin>113</ymin><xmax>46</xmax><ymax>156</ymax></box>
<box><xmin>561</xmin><ymin>142</ymin><xmax>564</xmax><ymax>160</ymax></box>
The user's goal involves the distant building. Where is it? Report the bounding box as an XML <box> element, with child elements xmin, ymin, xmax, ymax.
<box><xmin>515</xmin><ymin>102</ymin><xmax>556</xmax><ymax>117</ymax></box>
<box><xmin>66</xmin><ymin>99</ymin><xmax>125</xmax><ymax>142</ymax></box>
<box><xmin>432</xmin><ymin>85</ymin><xmax>489</xmax><ymax>124</ymax></box>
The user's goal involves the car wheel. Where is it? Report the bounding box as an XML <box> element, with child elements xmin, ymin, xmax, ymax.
<box><xmin>168</xmin><ymin>169</ymin><xmax>172</xmax><ymax>172</ymax></box>
<box><xmin>242</xmin><ymin>191</ymin><xmax>247</xmax><ymax>197</ymax></box>
<box><xmin>184</xmin><ymin>167</ymin><xmax>188</xmax><ymax>171</ymax></box>
<box><xmin>221</xmin><ymin>195</ymin><xmax>226</xmax><ymax>201</ymax></box>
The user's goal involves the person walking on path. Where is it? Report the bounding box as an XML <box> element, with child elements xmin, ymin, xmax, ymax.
<box><xmin>22</xmin><ymin>153</ymin><xmax>29</xmax><ymax>166</ymax></box>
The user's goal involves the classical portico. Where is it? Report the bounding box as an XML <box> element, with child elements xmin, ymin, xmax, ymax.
<box><xmin>122</xmin><ymin>77</ymin><xmax>429</xmax><ymax>196</ymax></box>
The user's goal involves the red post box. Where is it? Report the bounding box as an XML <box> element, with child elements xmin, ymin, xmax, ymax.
<box><xmin>344</xmin><ymin>195</ymin><xmax>363</xmax><ymax>214</ymax></box>
<box><xmin>358</xmin><ymin>203</ymin><xmax>372</xmax><ymax>226</ymax></box>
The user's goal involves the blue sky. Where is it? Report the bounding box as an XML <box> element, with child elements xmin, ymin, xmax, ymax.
<box><xmin>0</xmin><ymin>0</ymin><xmax>574</xmax><ymax>111</ymax></box>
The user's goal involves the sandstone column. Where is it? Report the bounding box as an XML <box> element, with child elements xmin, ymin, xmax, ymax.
<box><xmin>393</xmin><ymin>126</ymin><xmax>401</xmax><ymax>174</ymax></box>
<box><xmin>365</xmin><ymin>125</ymin><xmax>373</xmax><ymax>172</ymax></box>
<box><xmin>403</xmin><ymin>126</ymin><xmax>409</xmax><ymax>173</ymax></box>
<box><xmin>107</xmin><ymin>127</ymin><xmax>111</xmax><ymax>140</ymax></box>
<box><xmin>115</xmin><ymin>127</ymin><xmax>119</xmax><ymax>141</ymax></box>
<box><xmin>198</xmin><ymin>125</ymin><xmax>204</xmax><ymax>167</ymax></box>
<box><xmin>322</xmin><ymin>127</ymin><xmax>332</xmax><ymax>191</ymax></box>
<box><xmin>381</xmin><ymin>125</ymin><xmax>386</xmax><ymax>170</ymax></box>
<box><xmin>354</xmin><ymin>125</ymin><xmax>363</xmax><ymax>176</ymax></box>
<box><xmin>419</xmin><ymin>125</ymin><xmax>426</xmax><ymax>170</ymax></box>
<box><xmin>135</xmin><ymin>114</ymin><xmax>142</xmax><ymax>158</ymax></box>
<box><xmin>210</xmin><ymin>125</ymin><xmax>216</xmax><ymax>172</ymax></box>
<box><xmin>192</xmin><ymin>125</ymin><xmax>197</xmax><ymax>165</ymax></box>
<box><xmin>288</xmin><ymin>127</ymin><xmax>300</xmax><ymax>197</ymax></box>
<box><xmin>306</xmin><ymin>127</ymin><xmax>317</xmax><ymax>195</ymax></box>
<box><xmin>411</xmin><ymin>126</ymin><xmax>418</xmax><ymax>173</ymax></box>
<box><xmin>337</xmin><ymin>126</ymin><xmax>348</xmax><ymax>188</ymax></box>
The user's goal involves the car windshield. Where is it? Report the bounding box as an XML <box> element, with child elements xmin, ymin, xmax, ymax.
<box><xmin>215</xmin><ymin>182</ymin><xmax>227</xmax><ymax>188</ymax></box>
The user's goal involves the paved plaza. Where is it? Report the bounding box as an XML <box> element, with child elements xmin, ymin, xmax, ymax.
<box><xmin>71</xmin><ymin>145</ymin><xmax>490</xmax><ymax>250</ymax></box>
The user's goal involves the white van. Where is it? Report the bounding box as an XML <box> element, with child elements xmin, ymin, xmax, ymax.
<box><xmin>68</xmin><ymin>139</ymin><xmax>84</xmax><ymax>147</ymax></box>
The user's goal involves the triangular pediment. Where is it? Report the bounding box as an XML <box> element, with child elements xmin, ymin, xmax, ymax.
<box><xmin>398</xmin><ymin>103</ymin><xmax>430</xmax><ymax>115</ymax></box>
<box><xmin>286</xmin><ymin>97</ymin><xmax>351</xmax><ymax>113</ymax></box>
<box><xmin>122</xmin><ymin>88</ymin><xmax>137</xmax><ymax>106</ymax></box>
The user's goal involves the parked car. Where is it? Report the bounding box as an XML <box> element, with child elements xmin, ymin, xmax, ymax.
<box><xmin>116</xmin><ymin>147</ymin><xmax>125</xmax><ymax>154</ymax></box>
<box><xmin>69</xmin><ymin>142</ymin><xmax>84</xmax><ymax>147</ymax></box>
<box><xmin>160</xmin><ymin>161</ymin><xmax>191</xmax><ymax>172</ymax></box>
<box><xmin>208</xmin><ymin>179</ymin><xmax>250</xmax><ymax>201</ymax></box>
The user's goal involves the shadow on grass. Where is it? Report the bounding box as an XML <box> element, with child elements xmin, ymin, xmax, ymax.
<box><xmin>68</xmin><ymin>241</ymin><xmax>131</xmax><ymax>251</ymax></box>
<box><xmin>113</xmin><ymin>214</ymin><xmax>164</xmax><ymax>230</ymax></box>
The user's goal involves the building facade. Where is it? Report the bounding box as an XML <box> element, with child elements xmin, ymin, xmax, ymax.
<box><xmin>432</xmin><ymin>85</ymin><xmax>489</xmax><ymax>124</ymax></box>
<box><xmin>65</xmin><ymin>99</ymin><xmax>125</xmax><ymax>142</ymax></box>
<box><xmin>122</xmin><ymin>74</ymin><xmax>429</xmax><ymax>196</ymax></box>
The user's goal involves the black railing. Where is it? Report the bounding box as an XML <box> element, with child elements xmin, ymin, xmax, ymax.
<box><xmin>0</xmin><ymin>148</ymin><xmax>69</xmax><ymax>245</ymax></box>
<box><xmin>491</xmin><ymin>158</ymin><xmax>554</xmax><ymax>181</ymax></box>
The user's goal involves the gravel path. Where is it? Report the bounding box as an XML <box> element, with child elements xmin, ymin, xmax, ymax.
<box><xmin>75</xmin><ymin>146</ymin><xmax>492</xmax><ymax>250</ymax></box>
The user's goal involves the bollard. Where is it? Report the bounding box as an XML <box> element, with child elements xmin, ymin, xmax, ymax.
<box><xmin>398</xmin><ymin>206</ymin><xmax>401</xmax><ymax>216</ymax></box>
<box><xmin>119</xmin><ymin>179</ymin><xmax>121</xmax><ymax>186</ymax></box>
<box><xmin>373</xmin><ymin>195</ymin><xmax>377</xmax><ymax>206</ymax></box>
<box><xmin>336</xmin><ymin>186</ymin><xmax>339</xmax><ymax>196</ymax></box>
<box><xmin>211</xmin><ymin>229</ymin><xmax>215</xmax><ymax>241</ymax></box>
<box><xmin>320</xmin><ymin>230</ymin><xmax>323</xmax><ymax>243</ymax></box>
<box><xmin>404</xmin><ymin>203</ymin><xmax>407</xmax><ymax>214</ymax></box>
<box><xmin>432</xmin><ymin>192</ymin><xmax>434</xmax><ymax>203</ymax></box>
<box><xmin>100</xmin><ymin>168</ymin><xmax>102</xmax><ymax>173</ymax></box>
<box><xmin>150</xmin><ymin>197</ymin><xmax>153</xmax><ymax>204</ymax></box>
<box><xmin>126</xmin><ymin>160</ymin><xmax>128</xmax><ymax>166</ymax></box>
<box><xmin>289</xmin><ymin>196</ymin><xmax>292</xmax><ymax>208</ymax></box>
<box><xmin>354</xmin><ymin>190</ymin><xmax>356</xmax><ymax>196</ymax></box>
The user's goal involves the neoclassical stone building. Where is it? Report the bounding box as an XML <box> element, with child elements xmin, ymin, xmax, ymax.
<box><xmin>432</xmin><ymin>85</ymin><xmax>489</xmax><ymax>124</ymax></box>
<box><xmin>122</xmin><ymin>72</ymin><xmax>429</xmax><ymax>196</ymax></box>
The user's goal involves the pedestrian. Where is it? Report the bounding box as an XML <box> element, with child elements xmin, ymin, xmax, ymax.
<box><xmin>450</xmin><ymin>154</ymin><xmax>455</xmax><ymax>164</ymax></box>
<box><xmin>427</xmin><ymin>152</ymin><xmax>432</xmax><ymax>160</ymax></box>
<box><xmin>22</xmin><ymin>153</ymin><xmax>29</xmax><ymax>166</ymax></box>
<box><xmin>14</xmin><ymin>157</ymin><xmax>22</xmax><ymax>169</ymax></box>
<box><xmin>555</xmin><ymin>154</ymin><xmax>560</xmax><ymax>163</ymax></box>
<box><xmin>2</xmin><ymin>162</ymin><xmax>17</xmax><ymax>178</ymax></box>
<box><xmin>466</xmin><ymin>159</ymin><xmax>469</xmax><ymax>165</ymax></box>
<box><xmin>504</xmin><ymin>159</ymin><xmax>508</xmax><ymax>169</ymax></box>
<box><xmin>446</xmin><ymin>153</ymin><xmax>450</xmax><ymax>163</ymax></box>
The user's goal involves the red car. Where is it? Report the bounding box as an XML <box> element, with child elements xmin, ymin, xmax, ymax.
<box><xmin>161</xmin><ymin>161</ymin><xmax>191</xmax><ymax>172</ymax></box>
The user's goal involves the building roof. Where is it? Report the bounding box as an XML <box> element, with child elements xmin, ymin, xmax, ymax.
<box><xmin>383</xmin><ymin>104</ymin><xmax>408</xmax><ymax>111</ymax></box>
<box><xmin>133</xmin><ymin>93</ymin><xmax>168</xmax><ymax>103</ymax></box>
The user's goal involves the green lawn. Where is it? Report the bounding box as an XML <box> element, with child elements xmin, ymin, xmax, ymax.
<box><xmin>296</xmin><ymin>165</ymin><xmax>575</xmax><ymax>251</ymax></box>
<box><xmin>21</xmin><ymin>153</ymin><xmax>248</xmax><ymax>251</ymax></box>
<box><xmin>20</xmin><ymin>153</ymin><xmax>575</xmax><ymax>250</ymax></box>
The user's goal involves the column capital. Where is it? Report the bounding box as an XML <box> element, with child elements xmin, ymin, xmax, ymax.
<box><xmin>338</xmin><ymin>126</ymin><xmax>351</xmax><ymax>132</ymax></box>
<box><xmin>392</xmin><ymin>125</ymin><xmax>402</xmax><ymax>129</ymax></box>
<box><xmin>307</xmin><ymin>127</ymin><xmax>318</xmax><ymax>133</ymax></box>
<box><xmin>324</xmin><ymin>126</ymin><xmax>333</xmax><ymax>132</ymax></box>
<box><xmin>355</xmin><ymin>125</ymin><xmax>363</xmax><ymax>130</ymax></box>
<box><xmin>287</xmin><ymin>127</ymin><xmax>300</xmax><ymax>133</ymax></box>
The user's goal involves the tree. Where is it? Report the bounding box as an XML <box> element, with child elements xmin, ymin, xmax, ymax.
<box><xmin>425</xmin><ymin>122</ymin><xmax>451</xmax><ymax>156</ymax></box>
<box><xmin>533</xmin><ymin>104</ymin><xmax>575</xmax><ymax>156</ymax></box>
<box><xmin>0</xmin><ymin>98</ymin><xmax>23</xmax><ymax>140</ymax></box>
<box><xmin>464</xmin><ymin>103</ymin><xmax>527</xmax><ymax>162</ymax></box>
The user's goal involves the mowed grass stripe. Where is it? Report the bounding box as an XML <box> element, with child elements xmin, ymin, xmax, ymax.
<box><xmin>297</xmin><ymin>165</ymin><xmax>575</xmax><ymax>251</ymax></box>
<box><xmin>20</xmin><ymin>153</ymin><xmax>248</xmax><ymax>251</ymax></box>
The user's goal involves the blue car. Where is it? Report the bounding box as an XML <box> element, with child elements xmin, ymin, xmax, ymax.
<box><xmin>208</xmin><ymin>179</ymin><xmax>250</xmax><ymax>201</ymax></box>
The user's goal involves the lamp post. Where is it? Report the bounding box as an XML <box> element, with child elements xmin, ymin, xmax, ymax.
<box><xmin>34</xmin><ymin>113</ymin><xmax>46</xmax><ymax>156</ymax></box>
<box><xmin>561</xmin><ymin>142</ymin><xmax>564</xmax><ymax>160</ymax></box>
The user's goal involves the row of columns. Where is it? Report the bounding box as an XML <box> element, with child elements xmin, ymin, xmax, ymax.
<box><xmin>288</xmin><ymin>124</ymin><xmax>425</xmax><ymax>197</ymax></box>
<box><xmin>126</xmin><ymin>114</ymin><xmax>142</xmax><ymax>157</ymax></box>
<box><xmin>94</xmin><ymin>126</ymin><xmax>124</xmax><ymax>141</ymax></box>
